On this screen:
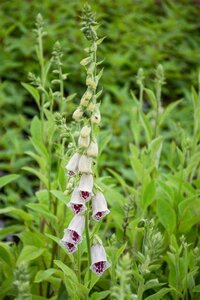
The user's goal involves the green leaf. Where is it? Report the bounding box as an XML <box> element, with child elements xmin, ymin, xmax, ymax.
<box><xmin>21</xmin><ymin>82</ymin><xmax>40</xmax><ymax>108</ymax></box>
<box><xmin>193</xmin><ymin>285</ymin><xmax>200</xmax><ymax>292</ymax></box>
<box><xmin>145</xmin><ymin>288</ymin><xmax>173</xmax><ymax>300</ymax></box>
<box><xmin>0</xmin><ymin>225</ymin><xmax>24</xmax><ymax>240</ymax></box>
<box><xmin>54</xmin><ymin>260</ymin><xmax>88</xmax><ymax>299</ymax></box>
<box><xmin>80</xmin><ymin>57</ymin><xmax>92</xmax><ymax>66</ymax></box>
<box><xmin>0</xmin><ymin>174</ymin><xmax>19</xmax><ymax>189</ymax></box>
<box><xmin>145</xmin><ymin>88</ymin><xmax>157</xmax><ymax>110</ymax></box>
<box><xmin>142</xmin><ymin>180</ymin><xmax>156</xmax><ymax>209</ymax></box>
<box><xmin>157</xmin><ymin>198</ymin><xmax>176</xmax><ymax>234</ymax></box>
<box><xmin>159</xmin><ymin>99</ymin><xmax>182</xmax><ymax>125</ymax></box>
<box><xmin>17</xmin><ymin>246</ymin><xmax>45</xmax><ymax>265</ymax></box>
<box><xmin>0</xmin><ymin>242</ymin><xmax>14</xmax><ymax>266</ymax></box>
<box><xmin>0</xmin><ymin>207</ymin><xmax>32</xmax><ymax>221</ymax></box>
<box><xmin>34</xmin><ymin>269</ymin><xmax>57</xmax><ymax>283</ymax></box>
<box><xmin>50</xmin><ymin>190</ymin><xmax>68</xmax><ymax>205</ymax></box>
<box><xmin>139</xmin><ymin>112</ymin><xmax>153</xmax><ymax>142</ymax></box>
<box><xmin>22</xmin><ymin>167</ymin><xmax>48</xmax><ymax>187</ymax></box>
<box><xmin>90</xmin><ymin>291</ymin><xmax>110</xmax><ymax>300</ymax></box>
<box><xmin>26</xmin><ymin>203</ymin><xmax>57</xmax><ymax>222</ymax></box>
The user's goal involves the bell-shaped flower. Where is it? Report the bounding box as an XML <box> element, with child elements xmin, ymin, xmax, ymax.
<box><xmin>91</xmin><ymin>105</ymin><xmax>101</xmax><ymax>124</ymax></box>
<box><xmin>90</xmin><ymin>243</ymin><xmax>110</xmax><ymax>275</ymax></box>
<box><xmin>64</xmin><ymin>214</ymin><xmax>85</xmax><ymax>245</ymax></box>
<box><xmin>67</xmin><ymin>187</ymin><xmax>87</xmax><ymax>214</ymax></box>
<box><xmin>78</xmin><ymin>174</ymin><xmax>93</xmax><ymax>201</ymax></box>
<box><xmin>73</xmin><ymin>107</ymin><xmax>83</xmax><ymax>121</ymax></box>
<box><xmin>87</xmin><ymin>140</ymin><xmax>98</xmax><ymax>157</ymax></box>
<box><xmin>61</xmin><ymin>234</ymin><xmax>77</xmax><ymax>254</ymax></box>
<box><xmin>80</xmin><ymin>125</ymin><xmax>91</xmax><ymax>138</ymax></box>
<box><xmin>78</xmin><ymin>155</ymin><xmax>92</xmax><ymax>174</ymax></box>
<box><xmin>92</xmin><ymin>192</ymin><xmax>110</xmax><ymax>221</ymax></box>
<box><xmin>78</xmin><ymin>135</ymin><xmax>90</xmax><ymax>148</ymax></box>
<box><xmin>65</xmin><ymin>152</ymin><xmax>80</xmax><ymax>176</ymax></box>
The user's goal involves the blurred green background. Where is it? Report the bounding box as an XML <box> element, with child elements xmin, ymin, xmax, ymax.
<box><xmin>1</xmin><ymin>0</ymin><xmax>200</xmax><ymax>204</ymax></box>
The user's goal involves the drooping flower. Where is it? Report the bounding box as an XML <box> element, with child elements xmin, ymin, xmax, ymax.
<box><xmin>64</xmin><ymin>214</ymin><xmax>85</xmax><ymax>245</ymax></box>
<box><xmin>78</xmin><ymin>155</ymin><xmax>92</xmax><ymax>174</ymax></box>
<box><xmin>67</xmin><ymin>187</ymin><xmax>87</xmax><ymax>214</ymax></box>
<box><xmin>80</xmin><ymin>125</ymin><xmax>91</xmax><ymax>138</ymax></box>
<box><xmin>87</xmin><ymin>139</ymin><xmax>98</xmax><ymax>157</ymax></box>
<box><xmin>91</xmin><ymin>106</ymin><xmax>101</xmax><ymax>124</ymax></box>
<box><xmin>78</xmin><ymin>174</ymin><xmax>93</xmax><ymax>201</ymax></box>
<box><xmin>61</xmin><ymin>236</ymin><xmax>77</xmax><ymax>254</ymax></box>
<box><xmin>73</xmin><ymin>107</ymin><xmax>83</xmax><ymax>121</ymax></box>
<box><xmin>78</xmin><ymin>135</ymin><xmax>90</xmax><ymax>148</ymax></box>
<box><xmin>90</xmin><ymin>243</ymin><xmax>110</xmax><ymax>275</ymax></box>
<box><xmin>92</xmin><ymin>192</ymin><xmax>110</xmax><ymax>221</ymax></box>
<box><xmin>65</xmin><ymin>152</ymin><xmax>80</xmax><ymax>176</ymax></box>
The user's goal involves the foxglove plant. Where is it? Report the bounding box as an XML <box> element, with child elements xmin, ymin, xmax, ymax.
<box><xmin>61</xmin><ymin>5</ymin><xmax>110</xmax><ymax>281</ymax></box>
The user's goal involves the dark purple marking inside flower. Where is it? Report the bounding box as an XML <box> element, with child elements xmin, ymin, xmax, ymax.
<box><xmin>71</xmin><ymin>230</ymin><xmax>80</xmax><ymax>243</ymax></box>
<box><xmin>94</xmin><ymin>261</ymin><xmax>106</xmax><ymax>275</ymax></box>
<box><xmin>66</xmin><ymin>242</ymin><xmax>76</xmax><ymax>253</ymax></box>
<box><xmin>80</xmin><ymin>191</ymin><xmax>90</xmax><ymax>200</ymax></box>
<box><xmin>95</xmin><ymin>211</ymin><xmax>105</xmax><ymax>220</ymax></box>
<box><xmin>68</xmin><ymin>170</ymin><xmax>75</xmax><ymax>176</ymax></box>
<box><xmin>73</xmin><ymin>204</ymin><xmax>83</xmax><ymax>214</ymax></box>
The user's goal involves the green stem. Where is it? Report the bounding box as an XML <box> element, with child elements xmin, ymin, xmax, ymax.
<box><xmin>85</xmin><ymin>205</ymin><xmax>92</xmax><ymax>289</ymax></box>
<box><xmin>59</xmin><ymin>67</ymin><xmax>64</xmax><ymax>112</ymax></box>
<box><xmin>77</xmin><ymin>246</ymin><xmax>81</xmax><ymax>282</ymax></box>
<box><xmin>139</xmin><ymin>83</ymin><xmax>144</xmax><ymax>111</ymax></box>
<box><xmin>137</xmin><ymin>279</ymin><xmax>144</xmax><ymax>300</ymax></box>
<box><xmin>154</xmin><ymin>85</ymin><xmax>161</xmax><ymax>138</ymax></box>
<box><xmin>38</xmin><ymin>29</ymin><xmax>45</xmax><ymax>141</ymax></box>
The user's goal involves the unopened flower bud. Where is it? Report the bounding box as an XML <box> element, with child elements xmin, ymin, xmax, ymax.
<box><xmin>73</xmin><ymin>107</ymin><xmax>83</xmax><ymax>121</ymax></box>
<box><xmin>86</xmin><ymin>77</ymin><xmax>97</xmax><ymax>89</ymax></box>
<box><xmin>87</xmin><ymin>140</ymin><xmax>98</xmax><ymax>157</ymax></box>
<box><xmin>78</xmin><ymin>135</ymin><xmax>90</xmax><ymax>148</ymax></box>
<box><xmin>80</xmin><ymin>125</ymin><xmax>91</xmax><ymax>138</ymax></box>
<box><xmin>87</xmin><ymin>102</ymin><xmax>96</xmax><ymax>112</ymax></box>
<box><xmin>78</xmin><ymin>155</ymin><xmax>92</xmax><ymax>173</ymax></box>
<box><xmin>80</xmin><ymin>89</ymin><xmax>93</xmax><ymax>106</ymax></box>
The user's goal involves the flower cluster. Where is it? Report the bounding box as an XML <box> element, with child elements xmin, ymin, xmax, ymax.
<box><xmin>61</xmin><ymin>5</ymin><xmax>110</xmax><ymax>276</ymax></box>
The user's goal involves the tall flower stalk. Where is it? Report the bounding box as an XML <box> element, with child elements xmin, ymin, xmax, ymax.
<box><xmin>61</xmin><ymin>5</ymin><xmax>110</xmax><ymax>286</ymax></box>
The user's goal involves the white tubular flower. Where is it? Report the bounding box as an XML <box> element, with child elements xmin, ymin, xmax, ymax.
<box><xmin>65</xmin><ymin>152</ymin><xmax>81</xmax><ymax>176</ymax></box>
<box><xmin>91</xmin><ymin>109</ymin><xmax>101</xmax><ymax>124</ymax></box>
<box><xmin>92</xmin><ymin>192</ymin><xmax>110</xmax><ymax>221</ymax></box>
<box><xmin>78</xmin><ymin>174</ymin><xmax>93</xmax><ymax>201</ymax></box>
<box><xmin>67</xmin><ymin>187</ymin><xmax>87</xmax><ymax>214</ymax></box>
<box><xmin>61</xmin><ymin>234</ymin><xmax>77</xmax><ymax>254</ymax></box>
<box><xmin>78</xmin><ymin>155</ymin><xmax>92</xmax><ymax>174</ymax></box>
<box><xmin>90</xmin><ymin>243</ymin><xmax>110</xmax><ymax>275</ymax></box>
<box><xmin>80</xmin><ymin>89</ymin><xmax>93</xmax><ymax>106</ymax></box>
<box><xmin>88</xmin><ymin>102</ymin><xmax>96</xmax><ymax>112</ymax></box>
<box><xmin>64</xmin><ymin>215</ymin><xmax>85</xmax><ymax>245</ymax></box>
<box><xmin>80</xmin><ymin>125</ymin><xmax>91</xmax><ymax>138</ymax></box>
<box><xmin>78</xmin><ymin>135</ymin><xmax>90</xmax><ymax>148</ymax></box>
<box><xmin>72</xmin><ymin>107</ymin><xmax>83</xmax><ymax>121</ymax></box>
<box><xmin>87</xmin><ymin>140</ymin><xmax>98</xmax><ymax>157</ymax></box>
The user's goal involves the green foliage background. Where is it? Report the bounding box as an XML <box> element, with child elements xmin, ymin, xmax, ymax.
<box><xmin>1</xmin><ymin>0</ymin><xmax>200</xmax><ymax>299</ymax></box>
